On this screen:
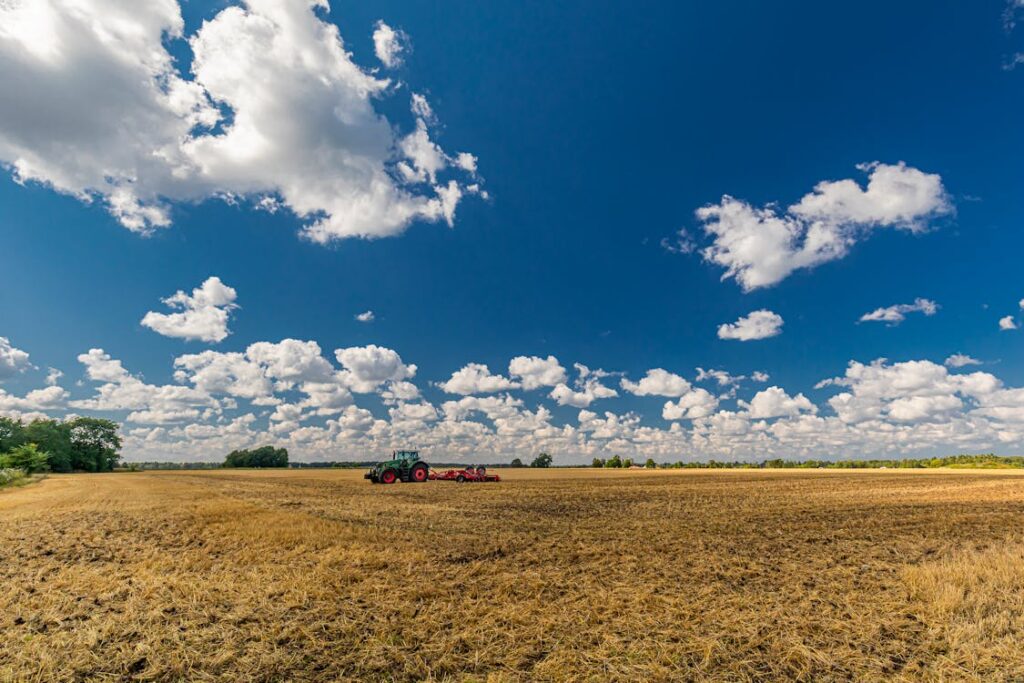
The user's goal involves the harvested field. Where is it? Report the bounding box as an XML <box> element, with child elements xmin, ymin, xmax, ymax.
<box><xmin>3</xmin><ymin>468</ymin><xmax>1024</xmax><ymax>681</ymax></box>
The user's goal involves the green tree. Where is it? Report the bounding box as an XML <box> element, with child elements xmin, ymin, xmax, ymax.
<box><xmin>645</xmin><ymin>458</ymin><xmax>657</xmax><ymax>469</ymax></box>
<box><xmin>605</xmin><ymin>455</ymin><xmax>622</xmax><ymax>468</ymax></box>
<box><xmin>224</xmin><ymin>446</ymin><xmax>289</xmax><ymax>468</ymax></box>
<box><xmin>6</xmin><ymin>443</ymin><xmax>50</xmax><ymax>474</ymax></box>
<box><xmin>0</xmin><ymin>417</ymin><xmax>26</xmax><ymax>453</ymax></box>
<box><xmin>509</xmin><ymin>457</ymin><xmax>524</xmax><ymax>468</ymax></box>
<box><xmin>530</xmin><ymin>452</ymin><xmax>553</xmax><ymax>468</ymax></box>
<box><xmin>24</xmin><ymin>419</ymin><xmax>73</xmax><ymax>472</ymax></box>
<box><xmin>68</xmin><ymin>417</ymin><xmax>122</xmax><ymax>472</ymax></box>
<box><xmin>592</xmin><ymin>457</ymin><xmax>605</xmax><ymax>468</ymax></box>
<box><xmin>623</xmin><ymin>458</ymin><xmax>634</xmax><ymax>468</ymax></box>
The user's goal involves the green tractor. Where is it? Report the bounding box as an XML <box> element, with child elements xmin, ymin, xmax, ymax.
<box><xmin>365</xmin><ymin>450</ymin><xmax>429</xmax><ymax>484</ymax></box>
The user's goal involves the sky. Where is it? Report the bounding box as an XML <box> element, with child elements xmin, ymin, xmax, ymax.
<box><xmin>1</xmin><ymin>0</ymin><xmax>1024</xmax><ymax>463</ymax></box>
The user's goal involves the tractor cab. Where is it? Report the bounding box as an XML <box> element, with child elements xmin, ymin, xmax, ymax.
<box><xmin>365</xmin><ymin>450</ymin><xmax>430</xmax><ymax>484</ymax></box>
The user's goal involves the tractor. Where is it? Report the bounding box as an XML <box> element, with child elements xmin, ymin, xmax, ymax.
<box><xmin>365</xmin><ymin>450</ymin><xmax>429</xmax><ymax>484</ymax></box>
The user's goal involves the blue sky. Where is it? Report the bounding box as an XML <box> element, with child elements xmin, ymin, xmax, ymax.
<box><xmin>1</xmin><ymin>0</ymin><xmax>1023</xmax><ymax>462</ymax></box>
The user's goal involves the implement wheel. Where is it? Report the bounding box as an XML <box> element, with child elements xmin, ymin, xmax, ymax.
<box><xmin>410</xmin><ymin>464</ymin><xmax>428</xmax><ymax>483</ymax></box>
<box><xmin>456</xmin><ymin>474</ymin><xmax>466</xmax><ymax>483</ymax></box>
<box><xmin>380</xmin><ymin>469</ymin><xmax>398</xmax><ymax>484</ymax></box>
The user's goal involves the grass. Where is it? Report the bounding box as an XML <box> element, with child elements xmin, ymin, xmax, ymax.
<box><xmin>2</xmin><ymin>468</ymin><xmax>1024</xmax><ymax>681</ymax></box>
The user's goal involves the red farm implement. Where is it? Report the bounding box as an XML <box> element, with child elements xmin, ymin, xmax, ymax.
<box><xmin>429</xmin><ymin>465</ymin><xmax>501</xmax><ymax>483</ymax></box>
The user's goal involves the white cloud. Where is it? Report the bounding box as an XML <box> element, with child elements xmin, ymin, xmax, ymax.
<box><xmin>549</xmin><ymin>364</ymin><xmax>618</xmax><ymax>408</ymax></box>
<box><xmin>717</xmin><ymin>310</ymin><xmax>784</xmax><ymax>341</ymax></box>
<box><xmin>696</xmin><ymin>368</ymin><xmax>746</xmax><ymax>386</ymax></box>
<box><xmin>0</xmin><ymin>385</ymin><xmax>67</xmax><ymax>412</ymax></box>
<box><xmin>1000</xmin><ymin>315</ymin><xmax>1018</xmax><ymax>331</ymax></box>
<box><xmin>141</xmin><ymin>276</ymin><xmax>238</xmax><ymax>343</ymax></box>
<box><xmin>698</xmin><ymin>162</ymin><xmax>952</xmax><ymax>291</ymax></box>
<box><xmin>438</xmin><ymin>363</ymin><xmax>519</xmax><ymax>395</ymax></box>
<box><xmin>662</xmin><ymin>388</ymin><xmax>719</xmax><ymax>420</ymax></box>
<box><xmin>508</xmin><ymin>355</ymin><xmax>567</xmax><ymax>390</ymax></box>
<box><xmin>334</xmin><ymin>344</ymin><xmax>416</xmax><ymax>393</ymax></box>
<box><xmin>45</xmin><ymin>367</ymin><xmax>63</xmax><ymax>386</ymax></box>
<box><xmin>945</xmin><ymin>354</ymin><xmax>982</xmax><ymax>368</ymax></box>
<box><xmin>0</xmin><ymin>1</ymin><xmax>478</xmax><ymax>242</ymax></box>
<box><xmin>859</xmin><ymin>298</ymin><xmax>938</xmax><ymax>325</ymax></box>
<box><xmin>620</xmin><ymin>369</ymin><xmax>692</xmax><ymax>397</ymax></box>
<box><xmin>372</xmin><ymin>20</ymin><xmax>406</xmax><ymax>68</ymax></box>
<box><xmin>740</xmin><ymin>386</ymin><xmax>816</xmax><ymax>419</ymax></box>
<box><xmin>355</xmin><ymin>311</ymin><xmax>375</xmax><ymax>323</ymax></box>
<box><xmin>0</xmin><ymin>337</ymin><xmax>32</xmax><ymax>379</ymax></box>
<box><xmin>751</xmin><ymin>371</ymin><xmax>770</xmax><ymax>382</ymax></box>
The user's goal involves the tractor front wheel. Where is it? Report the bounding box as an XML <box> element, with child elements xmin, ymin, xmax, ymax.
<box><xmin>456</xmin><ymin>474</ymin><xmax>466</xmax><ymax>483</ymax></box>
<box><xmin>410</xmin><ymin>463</ymin><xmax>428</xmax><ymax>483</ymax></box>
<box><xmin>380</xmin><ymin>469</ymin><xmax>398</xmax><ymax>484</ymax></box>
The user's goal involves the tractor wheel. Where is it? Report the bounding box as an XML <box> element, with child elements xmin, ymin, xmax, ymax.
<box><xmin>456</xmin><ymin>474</ymin><xmax>466</xmax><ymax>483</ymax></box>
<box><xmin>380</xmin><ymin>469</ymin><xmax>398</xmax><ymax>484</ymax></box>
<box><xmin>476</xmin><ymin>466</ymin><xmax>486</xmax><ymax>477</ymax></box>
<box><xmin>410</xmin><ymin>463</ymin><xmax>429</xmax><ymax>483</ymax></box>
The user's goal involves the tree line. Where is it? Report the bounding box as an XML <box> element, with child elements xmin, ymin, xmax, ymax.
<box><xmin>0</xmin><ymin>417</ymin><xmax>121</xmax><ymax>474</ymax></box>
<box><xmin>585</xmin><ymin>453</ymin><xmax>1024</xmax><ymax>469</ymax></box>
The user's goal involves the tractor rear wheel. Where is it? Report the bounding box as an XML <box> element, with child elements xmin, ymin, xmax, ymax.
<box><xmin>380</xmin><ymin>469</ymin><xmax>398</xmax><ymax>484</ymax></box>
<box><xmin>410</xmin><ymin>463</ymin><xmax>428</xmax><ymax>482</ymax></box>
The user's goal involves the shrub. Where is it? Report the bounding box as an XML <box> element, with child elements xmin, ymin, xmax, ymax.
<box><xmin>5</xmin><ymin>443</ymin><xmax>50</xmax><ymax>474</ymax></box>
<box><xmin>0</xmin><ymin>468</ymin><xmax>25</xmax><ymax>486</ymax></box>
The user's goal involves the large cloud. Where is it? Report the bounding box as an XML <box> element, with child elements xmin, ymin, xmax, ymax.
<box><xmin>698</xmin><ymin>163</ymin><xmax>951</xmax><ymax>291</ymax></box>
<box><xmin>0</xmin><ymin>0</ymin><xmax>478</xmax><ymax>241</ymax></box>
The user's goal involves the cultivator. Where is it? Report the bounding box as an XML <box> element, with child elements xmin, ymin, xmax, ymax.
<box><xmin>429</xmin><ymin>465</ymin><xmax>500</xmax><ymax>483</ymax></box>
<box><xmin>365</xmin><ymin>451</ymin><xmax>500</xmax><ymax>484</ymax></box>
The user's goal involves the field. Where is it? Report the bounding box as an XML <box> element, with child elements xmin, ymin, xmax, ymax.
<box><xmin>3</xmin><ymin>468</ymin><xmax>1024</xmax><ymax>682</ymax></box>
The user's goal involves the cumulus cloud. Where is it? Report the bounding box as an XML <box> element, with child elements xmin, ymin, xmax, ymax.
<box><xmin>696</xmin><ymin>368</ymin><xmax>746</xmax><ymax>386</ymax></box>
<box><xmin>620</xmin><ymin>369</ymin><xmax>692</xmax><ymax>397</ymax></box>
<box><xmin>740</xmin><ymin>387</ymin><xmax>816</xmax><ymax>419</ymax></box>
<box><xmin>859</xmin><ymin>298</ymin><xmax>938</xmax><ymax>325</ymax></box>
<box><xmin>945</xmin><ymin>354</ymin><xmax>982</xmax><ymax>368</ymax></box>
<box><xmin>698</xmin><ymin>162</ymin><xmax>952</xmax><ymax>291</ymax></box>
<box><xmin>1000</xmin><ymin>315</ymin><xmax>1018</xmax><ymax>331</ymax></box>
<box><xmin>0</xmin><ymin>337</ymin><xmax>32</xmax><ymax>379</ymax></box>
<box><xmin>335</xmin><ymin>344</ymin><xmax>416</xmax><ymax>393</ymax></box>
<box><xmin>372</xmin><ymin>20</ymin><xmax>406</xmax><ymax>68</ymax></box>
<box><xmin>717</xmin><ymin>310</ymin><xmax>784</xmax><ymax>341</ymax></box>
<box><xmin>549</xmin><ymin>364</ymin><xmax>618</xmax><ymax>408</ymax></box>
<box><xmin>438</xmin><ymin>363</ymin><xmax>519</xmax><ymax>395</ymax></box>
<box><xmin>0</xmin><ymin>0</ymin><xmax>478</xmax><ymax>242</ymax></box>
<box><xmin>662</xmin><ymin>388</ymin><xmax>719</xmax><ymax>420</ymax></box>
<box><xmin>141</xmin><ymin>277</ymin><xmax>238</xmax><ymax>343</ymax></box>
<box><xmin>355</xmin><ymin>311</ymin><xmax>375</xmax><ymax>323</ymax></box>
<box><xmin>509</xmin><ymin>355</ymin><xmax>567</xmax><ymax>390</ymax></box>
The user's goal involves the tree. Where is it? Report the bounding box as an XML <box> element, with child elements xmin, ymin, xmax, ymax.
<box><xmin>530</xmin><ymin>452</ymin><xmax>553</xmax><ymax>468</ymax></box>
<box><xmin>645</xmin><ymin>458</ymin><xmax>657</xmax><ymax>469</ymax></box>
<box><xmin>592</xmin><ymin>457</ymin><xmax>605</xmax><ymax>468</ymax></box>
<box><xmin>623</xmin><ymin>458</ymin><xmax>634</xmax><ymax>468</ymax></box>
<box><xmin>0</xmin><ymin>417</ymin><xmax>26</xmax><ymax>453</ymax></box>
<box><xmin>24</xmin><ymin>419</ymin><xmax>73</xmax><ymax>472</ymax></box>
<box><xmin>68</xmin><ymin>417</ymin><xmax>122</xmax><ymax>472</ymax></box>
<box><xmin>605</xmin><ymin>455</ymin><xmax>622</xmax><ymax>468</ymax></box>
<box><xmin>509</xmin><ymin>457</ymin><xmax>524</xmax><ymax>468</ymax></box>
<box><xmin>5</xmin><ymin>443</ymin><xmax>50</xmax><ymax>474</ymax></box>
<box><xmin>224</xmin><ymin>446</ymin><xmax>289</xmax><ymax>468</ymax></box>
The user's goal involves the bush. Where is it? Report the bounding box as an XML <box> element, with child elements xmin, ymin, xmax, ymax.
<box><xmin>645</xmin><ymin>458</ymin><xmax>657</xmax><ymax>469</ymax></box>
<box><xmin>0</xmin><ymin>468</ymin><xmax>25</xmax><ymax>487</ymax></box>
<box><xmin>5</xmin><ymin>443</ymin><xmax>50</xmax><ymax>474</ymax></box>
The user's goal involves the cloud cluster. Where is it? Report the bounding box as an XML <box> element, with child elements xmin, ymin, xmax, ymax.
<box><xmin>141</xmin><ymin>277</ymin><xmax>238</xmax><ymax>343</ymax></box>
<box><xmin>0</xmin><ymin>0</ymin><xmax>478</xmax><ymax>242</ymax></box>
<box><xmin>697</xmin><ymin>163</ymin><xmax>952</xmax><ymax>291</ymax></box>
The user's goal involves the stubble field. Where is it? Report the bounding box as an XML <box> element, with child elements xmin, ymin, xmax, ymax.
<box><xmin>2</xmin><ymin>467</ymin><xmax>1024</xmax><ymax>682</ymax></box>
